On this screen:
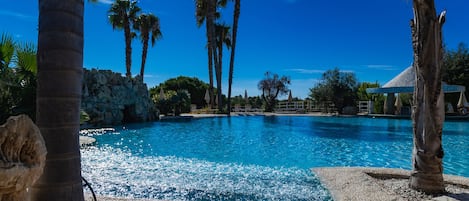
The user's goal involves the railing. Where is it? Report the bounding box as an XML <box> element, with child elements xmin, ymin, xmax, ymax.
<box><xmin>276</xmin><ymin>100</ymin><xmax>336</xmax><ymax>113</ymax></box>
<box><xmin>358</xmin><ymin>101</ymin><xmax>373</xmax><ymax>114</ymax></box>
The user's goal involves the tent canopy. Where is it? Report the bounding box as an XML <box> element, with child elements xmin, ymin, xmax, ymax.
<box><xmin>366</xmin><ymin>66</ymin><xmax>465</xmax><ymax>94</ymax></box>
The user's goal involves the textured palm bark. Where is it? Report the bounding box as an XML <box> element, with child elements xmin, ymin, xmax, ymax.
<box><xmin>0</xmin><ymin>115</ymin><xmax>46</xmax><ymax>201</ymax></box>
<box><xmin>205</xmin><ymin>0</ymin><xmax>216</xmax><ymax>109</ymax></box>
<box><xmin>140</xmin><ymin>33</ymin><xmax>149</xmax><ymax>78</ymax></box>
<box><xmin>410</xmin><ymin>0</ymin><xmax>446</xmax><ymax>194</ymax></box>
<box><xmin>216</xmin><ymin>33</ymin><xmax>223</xmax><ymax>111</ymax></box>
<box><xmin>227</xmin><ymin>0</ymin><xmax>241</xmax><ymax>116</ymax></box>
<box><xmin>207</xmin><ymin>0</ymin><xmax>220</xmax><ymax>110</ymax></box>
<box><xmin>124</xmin><ymin>15</ymin><xmax>132</xmax><ymax>77</ymax></box>
<box><xmin>32</xmin><ymin>0</ymin><xmax>85</xmax><ymax>200</ymax></box>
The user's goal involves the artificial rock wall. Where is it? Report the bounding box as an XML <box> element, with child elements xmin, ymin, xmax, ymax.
<box><xmin>81</xmin><ymin>69</ymin><xmax>157</xmax><ymax>126</ymax></box>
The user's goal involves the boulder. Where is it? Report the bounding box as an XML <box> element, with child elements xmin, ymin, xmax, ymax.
<box><xmin>0</xmin><ymin>115</ymin><xmax>47</xmax><ymax>200</ymax></box>
<box><xmin>81</xmin><ymin>69</ymin><xmax>158</xmax><ymax>126</ymax></box>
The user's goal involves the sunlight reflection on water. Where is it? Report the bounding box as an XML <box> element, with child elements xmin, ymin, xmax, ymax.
<box><xmin>80</xmin><ymin>116</ymin><xmax>469</xmax><ymax>200</ymax></box>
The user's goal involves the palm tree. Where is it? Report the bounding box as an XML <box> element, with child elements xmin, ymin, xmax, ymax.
<box><xmin>409</xmin><ymin>0</ymin><xmax>446</xmax><ymax>194</ymax></box>
<box><xmin>214</xmin><ymin>23</ymin><xmax>231</xmax><ymax>110</ymax></box>
<box><xmin>227</xmin><ymin>0</ymin><xmax>240</xmax><ymax>116</ymax></box>
<box><xmin>12</xmin><ymin>42</ymin><xmax>37</xmax><ymax>120</ymax></box>
<box><xmin>134</xmin><ymin>13</ymin><xmax>162</xmax><ymax>80</ymax></box>
<box><xmin>31</xmin><ymin>0</ymin><xmax>85</xmax><ymax>200</ymax></box>
<box><xmin>195</xmin><ymin>0</ymin><xmax>216</xmax><ymax>109</ymax></box>
<box><xmin>195</xmin><ymin>0</ymin><xmax>227</xmax><ymax>110</ymax></box>
<box><xmin>0</xmin><ymin>33</ymin><xmax>16</xmax><ymax>122</ymax></box>
<box><xmin>108</xmin><ymin>0</ymin><xmax>141</xmax><ymax>77</ymax></box>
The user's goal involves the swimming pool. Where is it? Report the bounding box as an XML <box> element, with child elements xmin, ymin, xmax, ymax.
<box><xmin>81</xmin><ymin>116</ymin><xmax>469</xmax><ymax>200</ymax></box>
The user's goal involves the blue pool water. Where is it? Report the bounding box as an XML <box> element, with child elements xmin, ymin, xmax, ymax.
<box><xmin>81</xmin><ymin>116</ymin><xmax>469</xmax><ymax>200</ymax></box>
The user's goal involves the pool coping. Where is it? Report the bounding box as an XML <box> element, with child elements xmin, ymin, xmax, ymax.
<box><xmin>312</xmin><ymin>167</ymin><xmax>469</xmax><ymax>201</ymax></box>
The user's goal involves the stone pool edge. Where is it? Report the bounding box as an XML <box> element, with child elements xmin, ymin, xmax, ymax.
<box><xmin>312</xmin><ymin>167</ymin><xmax>469</xmax><ymax>201</ymax></box>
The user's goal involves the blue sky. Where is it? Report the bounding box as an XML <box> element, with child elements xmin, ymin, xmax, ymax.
<box><xmin>1</xmin><ymin>0</ymin><xmax>468</xmax><ymax>99</ymax></box>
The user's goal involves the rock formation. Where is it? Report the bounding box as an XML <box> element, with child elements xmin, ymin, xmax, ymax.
<box><xmin>81</xmin><ymin>69</ymin><xmax>158</xmax><ymax>126</ymax></box>
<box><xmin>0</xmin><ymin>115</ymin><xmax>47</xmax><ymax>200</ymax></box>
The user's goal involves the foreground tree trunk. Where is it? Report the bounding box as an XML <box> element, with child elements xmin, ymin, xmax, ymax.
<box><xmin>32</xmin><ymin>0</ymin><xmax>85</xmax><ymax>200</ymax></box>
<box><xmin>410</xmin><ymin>0</ymin><xmax>446</xmax><ymax>194</ymax></box>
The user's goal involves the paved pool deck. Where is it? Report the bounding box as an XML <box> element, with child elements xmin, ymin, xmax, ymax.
<box><xmin>312</xmin><ymin>167</ymin><xmax>469</xmax><ymax>201</ymax></box>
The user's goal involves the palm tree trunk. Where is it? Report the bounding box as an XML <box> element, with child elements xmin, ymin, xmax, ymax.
<box><xmin>409</xmin><ymin>0</ymin><xmax>446</xmax><ymax>194</ymax></box>
<box><xmin>32</xmin><ymin>0</ymin><xmax>85</xmax><ymax>200</ymax></box>
<box><xmin>124</xmin><ymin>16</ymin><xmax>132</xmax><ymax>77</ymax></box>
<box><xmin>216</xmin><ymin>39</ymin><xmax>223</xmax><ymax>111</ymax></box>
<box><xmin>140</xmin><ymin>34</ymin><xmax>149</xmax><ymax>80</ymax></box>
<box><xmin>206</xmin><ymin>19</ymin><xmax>215</xmax><ymax>109</ymax></box>
<box><xmin>207</xmin><ymin>0</ymin><xmax>219</xmax><ymax>111</ymax></box>
<box><xmin>227</xmin><ymin>0</ymin><xmax>240</xmax><ymax>116</ymax></box>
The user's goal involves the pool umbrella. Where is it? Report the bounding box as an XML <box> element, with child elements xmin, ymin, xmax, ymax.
<box><xmin>288</xmin><ymin>90</ymin><xmax>293</xmax><ymax>103</ymax></box>
<box><xmin>394</xmin><ymin>93</ymin><xmax>402</xmax><ymax>115</ymax></box>
<box><xmin>204</xmin><ymin>89</ymin><xmax>210</xmax><ymax>105</ymax></box>
<box><xmin>159</xmin><ymin>87</ymin><xmax>165</xmax><ymax>100</ymax></box>
<box><xmin>244</xmin><ymin>90</ymin><xmax>248</xmax><ymax>104</ymax></box>
<box><xmin>457</xmin><ymin>91</ymin><xmax>468</xmax><ymax>108</ymax></box>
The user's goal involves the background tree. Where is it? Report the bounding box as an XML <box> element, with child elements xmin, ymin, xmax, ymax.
<box><xmin>309</xmin><ymin>82</ymin><xmax>333</xmax><ymax>113</ymax></box>
<box><xmin>32</xmin><ymin>0</ymin><xmax>85</xmax><ymax>200</ymax></box>
<box><xmin>309</xmin><ymin>67</ymin><xmax>358</xmax><ymax>114</ymax></box>
<box><xmin>227</xmin><ymin>0</ymin><xmax>241</xmax><ymax>116</ymax></box>
<box><xmin>108</xmin><ymin>0</ymin><xmax>141</xmax><ymax>77</ymax></box>
<box><xmin>409</xmin><ymin>0</ymin><xmax>446</xmax><ymax>193</ymax></box>
<box><xmin>152</xmin><ymin>90</ymin><xmax>191</xmax><ymax>116</ymax></box>
<box><xmin>442</xmin><ymin>43</ymin><xmax>469</xmax><ymax>106</ymax></box>
<box><xmin>357</xmin><ymin>82</ymin><xmax>385</xmax><ymax>114</ymax></box>
<box><xmin>150</xmin><ymin>76</ymin><xmax>209</xmax><ymax>108</ymax></box>
<box><xmin>1</xmin><ymin>33</ymin><xmax>18</xmax><ymax>123</ymax></box>
<box><xmin>134</xmin><ymin>13</ymin><xmax>162</xmax><ymax>80</ymax></box>
<box><xmin>0</xmin><ymin>33</ymin><xmax>37</xmax><ymax>124</ymax></box>
<box><xmin>258</xmin><ymin>72</ymin><xmax>290</xmax><ymax>112</ymax></box>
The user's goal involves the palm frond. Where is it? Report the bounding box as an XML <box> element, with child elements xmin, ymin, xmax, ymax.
<box><xmin>0</xmin><ymin>33</ymin><xmax>16</xmax><ymax>69</ymax></box>
<box><xmin>14</xmin><ymin>42</ymin><xmax>37</xmax><ymax>76</ymax></box>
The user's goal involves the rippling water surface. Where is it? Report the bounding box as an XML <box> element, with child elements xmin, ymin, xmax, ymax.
<box><xmin>81</xmin><ymin>116</ymin><xmax>469</xmax><ymax>200</ymax></box>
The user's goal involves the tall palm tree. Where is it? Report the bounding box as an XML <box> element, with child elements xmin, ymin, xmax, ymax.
<box><xmin>195</xmin><ymin>0</ymin><xmax>216</xmax><ymax>109</ymax></box>
<box><xmin>195</xmin><ymin>0</ymin><xmax>227</xmax><ymax>110</ymax></box>
<box><xmin>227</xmin><ymin>0</ymin><xmax>240</xmax><ymax>116</ymax></box>
<box><xmin>31</xmin><ymin>0</ymin><xmax>85</xmax><ymax>200</ymax></box>
<box><xmin>108</xmin><ymin>0</ymin><xmax>141</xmax><ymax>77</ymax></box>
<box><xmin>409</xmin><ymin>0</ymin><xmax>446</xmax><ymax>194</ymax></box>
<box><xmin>214</xmin><ymin>23</ymin><xmax>231</xmax><ymax>110</ymax></box>
<box><xmin>134</xmin><ymin>13</ymin><xmax>162</xmax><ymax>80</ymax></box>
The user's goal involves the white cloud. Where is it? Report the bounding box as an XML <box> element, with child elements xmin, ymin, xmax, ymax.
<box><xmin>286</xmin><ymin>68</ymin><xmax>324</xmax><ymax>74</ymax></box>
<box><xmin>143</xmin><ymin>74</ymin><xmax>159</xmax><ymax>78</ymax></box>
<box><xmin>0</xmin><ymin>10</ymin><xmax>34</xmax><ymax>21</ymax></box>
<box><xmin>96</xmin><ymin>0</ymin><xmax>114</xmax><ymax>4</ymax></box>
<box><xmin>340</xmin><ymin>70</ymin><xmax>355</xmax><ymax>73</ymax></box>
<box><xmin>364</xmin><ymin>64</ymin><xmax>397</xmax><ymax>71</ymax></box>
